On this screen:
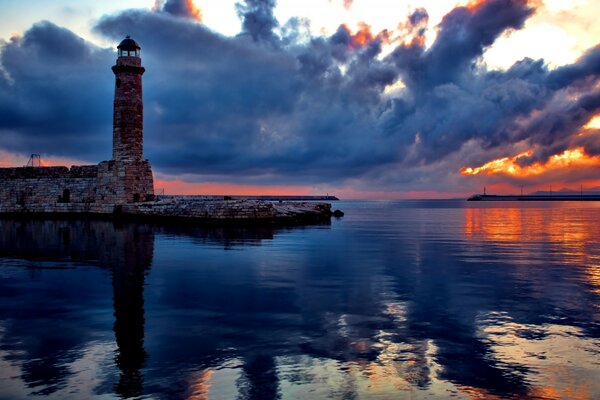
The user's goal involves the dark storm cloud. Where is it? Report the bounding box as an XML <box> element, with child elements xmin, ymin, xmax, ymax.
<box><xmin>549</xmin><ymin>44</ymin><xmax>600</xmax><ymax>88</ymax></box>
<box><xmin>408</xmin><ymin>8</ymin><xmax>428</xmax><ymax>27</ymax></box>
<box><xmin>381</xmin><ymin>0</ymin><xmax>600</xmax><ymax>174</ymax></box>
<box><xmin>1</xmin><ymin>0</ymin><xmax>599</xmax><ymax>191</ymax></box>
<box><xmin>420</xmin><ymin>0</ymin><xmax>533</xmax><ymax>88</ymax></box>
<box><xmin>0</xmin><ymin>21</ymin><xmax>113</xmax><ymax>158</ymax></box>
<box><xmin>236</xmin><ymin>0</ymin><xmax>279</xmax><ymax>44</ymax></box>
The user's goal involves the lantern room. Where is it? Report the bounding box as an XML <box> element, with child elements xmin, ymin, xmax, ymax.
<box><xmin>117</xmin><ymin>36</ymin><xmax>141</xmax><ymax>57</ymax></box>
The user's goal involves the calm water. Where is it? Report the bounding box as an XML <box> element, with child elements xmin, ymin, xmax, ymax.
<box><xmin>0</xmin><ymin>200</ymin><xmax>599</xmax><ymax>399</ymax></box>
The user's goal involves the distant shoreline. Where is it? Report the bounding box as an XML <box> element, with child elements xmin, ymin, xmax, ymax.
<box><xmin>468</xmin><ymin>194</ymin><xmax>600</xmax><ymax>201</ymax></box>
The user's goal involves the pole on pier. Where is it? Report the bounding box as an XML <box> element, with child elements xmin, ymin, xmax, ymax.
<box><xmin>26</xmin><ymin>154</ymin><xmax>41</xmax><ymax>167</ymax></box>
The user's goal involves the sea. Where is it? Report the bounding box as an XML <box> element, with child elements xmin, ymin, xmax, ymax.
<box><xmin>0</xmin><ymin>200</ymin><xmax>599</xmax><ymax>399</ymax></box>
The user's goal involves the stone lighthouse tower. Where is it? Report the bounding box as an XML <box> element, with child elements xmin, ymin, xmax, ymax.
<box><xmin>112</xmin><ymin>36</ymin><xmax>144</xmax><ymax>161</ymax></box>
<box><xmin>97</xmin><ymin>36</ymin><xmax>154</xmax><ymax>204</ymax></box>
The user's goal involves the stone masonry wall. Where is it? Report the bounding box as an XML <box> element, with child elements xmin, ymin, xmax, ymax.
<box><xmin>97</xmin><ymin>160</ymin><xmax>154</xmax><ymax>204</ymax></box>
<box><xmin>112</xmin><ymin>56</ymin><xmax>144</xmax><ymax>162</ymax></box>
<box><xmin>123</xmin><ymin>199</ymin><xmax>332</xmax><ymax>221</ymax></box>
<box><xmin>0</xmin><ymin>161</ymin><xmax>154</xmax><ymax>212</ymax></box>
<box><xmin>124</xmin><ymin>199</ymin><xmax>276</xmax><ymax>219</ymax></box>
<box><xmin>0</xmin><ymin>166</ymin><xmax>98</xmax><ymax>211</ymax></box>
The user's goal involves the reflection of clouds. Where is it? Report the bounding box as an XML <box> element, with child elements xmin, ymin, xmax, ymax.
<box><xmin>275</xmin><ymin>346</ymin><xmax>458</xmax><ymax>399</ymax></box>
<box><xmin>463</xmin><ymin>207</ymin><xmax>600</xmax><ymax>296</ymax></box>
<box><xmin>463</xmin><ymin>206</ymin><xmax>599</xmax><ymax>257</ymax></box>
<box><xmin>587</xmin><ymin>263</ymin><xmax>600</xmax><ymax>299</ymax></box>
<box><xmin>0</xmin><ymin>324</ymin><xmax>26</xmax><ymax>399</ymax></box>
<box><xmin>0</xmin><ymin>336</ymin><xmax>116</xmax><ymax>400</ymax></box>
<box><xmin>276</xmin><ymin>356</ymin><xmax>357</xmax><ymax>398</ymax></box>
<box><xmin>59</xmin><ymin>340</ymin><xmax>117</xmax><ymax>399</ymax></box>
<box><xmin>476</xmin><ymin>311</ymin><xmax>600</xmax><ymax>400</ymax></box>
<box><xmin>186</xmin><ymin>369</ymin><xmax>214</xmax><ymax>400</ymax></box>
<box><xmin>1</xmin><ymin>206</ymin><xmax>599</xmax><ymax>399</ymax></box>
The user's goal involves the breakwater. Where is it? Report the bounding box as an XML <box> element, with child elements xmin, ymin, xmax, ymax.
<box><xmin>0</xmin><ymin>198</ymin><xmax>334</xmax><ymax>224</ymax></box>
<box><xmin>468</xmin><ymin>194</ymin><xmax>600</xmax><ymax>201</ymax></box>
<box><xmin>159</xmin><ymin>195</ymin><xmax>339</xmax><ymax>201</ymax></box>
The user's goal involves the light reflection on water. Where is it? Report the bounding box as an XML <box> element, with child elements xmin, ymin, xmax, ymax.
<box><xmin>0</xmin><ymin>200</ymin><xmax>599</xmax><ymax>399</ymax></box>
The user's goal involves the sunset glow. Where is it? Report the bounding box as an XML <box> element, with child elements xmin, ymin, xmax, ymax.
<box><xmin>460</xmin><ymin>147</ymin><xmax>600</xmax><ymax>178</ymax></box>
<box><xmin>346</xmin><ymin>23</ymin><xmax>376</xmax><ymax>48</ymax></box>
<box><xmin>585</xmin><ymin>114</ymin><xmax>600</xmax><ymax>130</ymax></box>
<box><xmin>154</xmin><ymin>179</ymin><xmax>315</xmax><ymax>197</ymax></box>
<box><xmin>0</xmin><ymin>151</ymin><xmax>87</xmax><ymax>169</ymax></box>
<box><xmin>157</xmin><ymin>0</ymin><xmax>202</xmax><ymax>21</ymax></box>
<box><xmin>0</xmin><ymin>0</ymin><xmax>598</xmax><ymax>198</ymax></box>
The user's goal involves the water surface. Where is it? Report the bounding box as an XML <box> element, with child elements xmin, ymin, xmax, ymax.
<box><xmin>0</xmin><ymin>200</ymin><xmax>599</xmax><ymax>399</ymax></box>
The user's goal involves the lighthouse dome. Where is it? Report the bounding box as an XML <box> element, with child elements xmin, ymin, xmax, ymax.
<box><xmin>117</xmin><ymin>36</ymin><xmax>140</xmax><ymax>50</ymax></box>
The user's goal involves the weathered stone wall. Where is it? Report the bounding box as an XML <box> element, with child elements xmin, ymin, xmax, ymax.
<box><xmin>112</xmin><ymin>56</ymin><xmax>144</xmax><ymax>162</ymax></box>
<box><xmin>0</xmin><ymin>160</ymin><xmax>154</xmax><ymax>212</ymax></box>
<box><xmin>122</xmin><ymin>199</ymin><xmax>332</xmax><ymax>221</ymax></box>
<box><xmin>0</xmin><ymin>166</ymin><xmax>98</xmax><ymax>209</ymax></box>
<box><xmin>124</xmin><ymin>199</ymin><xmax>276</xmax><ymax>219</ymax></box>
<box><xmin>97</xmin><ymin>160</ymin><xmax>154</xmax><ymax>204</ymax></box>
<box><xmin>0</xmin><ymin>183</ymin><xmax>332</xmax><ymax>222</ymax></box>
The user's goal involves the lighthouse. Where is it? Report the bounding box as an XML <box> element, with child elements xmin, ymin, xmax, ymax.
<box><xmin>112</xmin><ymin>36</ymin><xmax>145</xmax><ymax>162</ymax></box>
<box><xmin>96</xmin><ymin>36</ymin><xmax>154</xmax><ymax>204</ymax></box>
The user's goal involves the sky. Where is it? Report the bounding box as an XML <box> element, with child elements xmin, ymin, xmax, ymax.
<box><xmin>0</xmin><ymin>0</ymin><xmax>599</xmax><ymax>198</ymax></box>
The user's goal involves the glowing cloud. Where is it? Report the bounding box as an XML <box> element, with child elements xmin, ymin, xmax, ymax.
<box><xmin>157</xmin><ymin>0</ymin><xmax>202</xmax><ymax>21</ymax></box>
<box><xmin>585</xmin><ymin>113</ymin><xmax>600</xmax><ymax>130</ymax></box>
<box><xmin>461</xmin><ymin>147</ymin><xmax>600</xmax><ymax>178</ymax></box>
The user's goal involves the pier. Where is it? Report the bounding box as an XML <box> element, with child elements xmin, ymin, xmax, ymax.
<box><xmin>468</xmin><ymin>194</ymin><xmax>600</xmax><ymax>201</ymax></box>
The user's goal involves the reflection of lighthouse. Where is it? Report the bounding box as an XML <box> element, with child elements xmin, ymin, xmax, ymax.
<box><xmin>110</xmin><ymin>222</ymin><xmax>154</xmax><ymax>398</ymax></box>
<box><xmin>106</xmin><ymin>37</ymin><xmax>156</xmax><ymax>395</ymax></box>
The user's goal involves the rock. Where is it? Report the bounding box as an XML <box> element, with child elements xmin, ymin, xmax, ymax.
<box><xmin>332</xmin><ymin>209</ymin><xmax>344</xmax><ymax>217</ymax></box>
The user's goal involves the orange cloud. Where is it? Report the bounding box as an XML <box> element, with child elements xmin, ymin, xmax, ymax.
<box><xmin>584</xmin><ymin>113</ymin><xmax>600</xmax><ymax>130</ymax></box>
<box><xmin>340</xmin><ymin>22</ymin><xmax>395</xmax><ymax>49</ymax></box>
<box><xmin>184</xmin><ymin>0</ymin><xmax>202</xmax><ymax>21</ymax></box>
<box><xmin>154</xmin><ymin>0</ymin><xmax>202</xmax><ymax>21</ymax></box>
<box><xmin>460</xmin><ymin>147</ymin><xmax>600</xmax><ymax>178</ymax></box>
<box><xmin>345</xmin><ymin>22</ymin><xmax>375</xmax><ymax>48</ymax></box>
